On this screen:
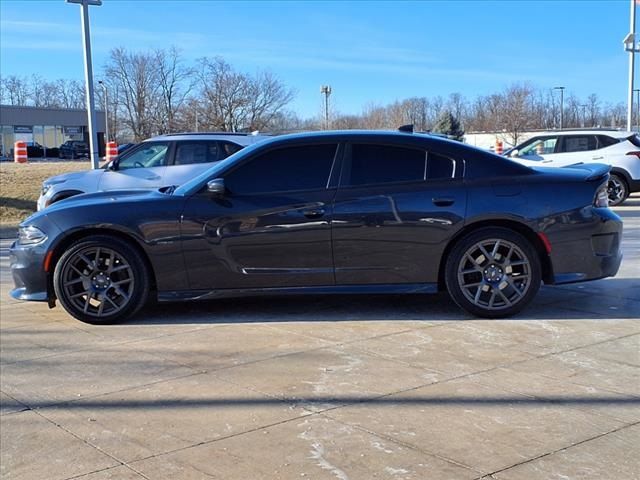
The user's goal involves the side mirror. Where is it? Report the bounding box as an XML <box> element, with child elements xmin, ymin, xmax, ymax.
<box><xmin>509</xmin><ymin>149</ymin><xmax>519</xmax><ymax>158</ymax></box>
<box><xmin>207</xmin><ymin>178</ymin><xmax>225</xmax><ymax>196</ymax></box>
<box><xmin>108</xmin><ymin>157</ymin><xmax>119</xmax><ymax>171</ymax></box>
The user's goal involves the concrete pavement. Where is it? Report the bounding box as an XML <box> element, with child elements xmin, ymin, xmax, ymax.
<box><xmin>1</xmin><ymin>197</ymin><xmax>639</xmax><ymax>480</ymax></box>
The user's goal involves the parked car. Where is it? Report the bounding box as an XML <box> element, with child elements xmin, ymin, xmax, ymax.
<box><xmin>37</xmin><ymin>133</ymin><xmax>267</xmax><ymax>210</ymax></box>
<box><xmin>11</xmin><ymin>129</ymin><xmax>622</xmax><ymax>324</ymax></box>
<box><xmin>58</xmin><ymin>140</ymin><xmax>89</xmax><ymax>159</ymax></box>
<box><xmin>504</xmin><ymin>130</ymin><xmax>640</xmax><ymax>205</ymax></box>
<box><xmin>25</xmin><ymin>142</ymin><xmax>44</xmax><ymax>158</ymax></box>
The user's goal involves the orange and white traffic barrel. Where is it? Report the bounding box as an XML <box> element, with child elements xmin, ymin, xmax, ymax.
<box><xmin>14</xmin><ymin>141</ymin><xmax>27</xmax><ymax>163</ymax></box>
<box><xmin>106</xmin><ymin>141</ymin><xmax>118</xmax><ymax>163</ymax></box>
<box><xmin>495</xmin><ymin>139</ymin><xmax>503</xmax><ymax>155</ymax></box>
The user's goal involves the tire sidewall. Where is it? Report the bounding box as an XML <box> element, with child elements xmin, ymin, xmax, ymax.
<box><xmin>445</xmin><ymin>227</ymin><xmax>542</xmax><ymax>318</ymax></box>
<box><xmin>53</xmin><ymin>235</ymin><xmax>150</xmax><ymax>324</ymax></box>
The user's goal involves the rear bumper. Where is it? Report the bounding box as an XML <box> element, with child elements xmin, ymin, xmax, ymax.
<box><xmin>628</xmin><ymin>178</ymin><xmax>640</xmax><ymax>193</ymax></box>
<box><xmin>547</xmin><ymin>207</ymin><xmax>623</xmax><ymax>285</ymax></box>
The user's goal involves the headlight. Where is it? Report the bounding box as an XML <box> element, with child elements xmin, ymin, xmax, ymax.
<box><xmin>18</xmin><ymin>225</ymin><xmax>47</xmax><ymax>246</ymax></box>
<box><xmin>42</xmin><ymin>179</ymin><xmax>66</xmax><ymax>196</ymax></box>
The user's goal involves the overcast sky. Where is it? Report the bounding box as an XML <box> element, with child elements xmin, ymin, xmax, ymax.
<box><xmin>0</xmin><ymin>0</ymin><xmax>633</xmax><ymax>117</ymax></box>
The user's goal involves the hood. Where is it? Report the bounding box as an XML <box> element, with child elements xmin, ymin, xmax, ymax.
<box><xmin>44</xmin><ymin>168</ymin><xmax>104</xmax><ymax>185</ymax></box>
<box><xmin>21</xmin><ymin>189</ymin><xmax>170</xmax><ymax>227</ymax></box>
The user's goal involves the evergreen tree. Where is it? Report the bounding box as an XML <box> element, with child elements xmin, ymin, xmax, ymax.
<box><xmin>432</xmin><ymin>110</ymin><xmax>464</xmax><ymax>141</ymax></box>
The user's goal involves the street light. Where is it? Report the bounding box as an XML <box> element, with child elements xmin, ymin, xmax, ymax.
<box><xmin>553</xmin><ymin>86</ymin><xmax>565</xmax><ymax>129</ymax></box>
<box><xmin>66</xmin><ymin>0</ymin><xmax>102</xmax><ymax>169</ymax></box>
<box><xmin>97</xmin><ymin>80</ymin><xmax>109</xmax><ymax>142</ymax></box>
<box><xmin>320</xmin><ymin>85</ymin><xmax>332</xmax><ymax>130</ymax></box>
<box><xmin>623</xmin><ymin>0</ymin><xmax>639</xmax><ymax>131</ymax></box>
<box><xmin>634</xmin><ymin>89</ymin><xmax>640</xmax><ymax>131</ymax></box>
<box><xmin>580</xmin><ymin>104</ymin><xmax>588</xmax><ymax>128</ymax></box>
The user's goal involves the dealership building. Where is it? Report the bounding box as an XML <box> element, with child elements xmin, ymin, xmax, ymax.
<box><xmin>0</xmin><ymin>104</ymin><xmax>106</xmax><ymax>158</ymax></box>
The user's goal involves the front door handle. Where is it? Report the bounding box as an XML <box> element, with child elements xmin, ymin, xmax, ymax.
<box><xmin>432</xmin><ymin>197</ymin><xmax>454</xmax><ymax>207</ymax></box>
<box><xmin>145</xmin><ymin>175</ymin><xmax>161</xmax><ymax>180</ymax></box>
<box><xmin>592</xmin><ymin>156</ymin><xmax>604</xmax><ymax>160</ymax></box>
<box><xmin>302</xmin><ymin>208</ymin><xmax>325</xmax><ymax>219</ymax></box>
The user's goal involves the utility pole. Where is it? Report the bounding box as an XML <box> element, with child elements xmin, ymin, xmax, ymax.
<box><xmin>98</xmin><ymin>80</ymin><xmax>108</xmax><ymax>142</ymax></box>
<box><xmin>624</xmin><ymin>0</ymin><xmax>638</xmax><ymax>131</ymax></box>
<box><xmin>67</xmin><ymin>0</ymin><xmax>102</xmax><ymax>169</ymax></box>
<box><xmin>553</xmin><ymin>86</ymin><xmax>565</xmax><ymax>129</ymax></box>
<box><xmin>320</xmin><ymin>85</ymin><xmax>332</xmax><ymax>129</ymax></box>
<box><xmin>580</xmin><ymin>104</ymin><xmax>588</xmax><ymax>128</ymax></box>
<box><xmin>634</xmin><ymin>89</ymin><xmax>640</xmax><ymax>131</ymax></box>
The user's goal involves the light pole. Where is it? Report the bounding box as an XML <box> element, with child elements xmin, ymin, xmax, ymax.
<box><xmin>634</xmin><ymin>89</ymin><xmax>640</xmax><ymax>130</ymax></box>
<box><xmin>623</xmin><ymin>0</ymin><xmax>639</xmax><ymax>131</ymax></box>
<box><xmin>320</xmin><ymin>85</ymin><xmax>332</xmax><ymax>130</ymax></box>
<box><xmin>97</xmin><ymin>80</ymin><xmax>109</xmax><ymax>142</ymax></box>
<box><xmin>67</xmin><ymin>0</ymin><xmax>102</xmax><ymax>169</ymax></box>
<box><xmin>553</xmin><ymin>86</ymin><xmax>565</xmax><ymax>129</ymax></box>
<box><xmin>580</xmin><ymin>104</ymin><xmax>588</xmax><ymax>128</ymax></box>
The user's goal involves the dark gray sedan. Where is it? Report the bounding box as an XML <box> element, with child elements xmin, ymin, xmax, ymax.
<box><xmin>10</xmin><ymin>130</ymin><xmax>622</xmax><ymax>324</ymax></box>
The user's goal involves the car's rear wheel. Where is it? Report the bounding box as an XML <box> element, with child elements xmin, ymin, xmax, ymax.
<box><xmin>445</xmin><ymin>228</ymin><xmax>541</xmax><ymax>318</ymax></box>
<box><xmin>53</xmin><ymin>236</ymin><xmax>150</xmax><ymax>324</ymax></box>
<box><xmin>607</xmin><ymin>174</ymin><xmax>629</xmax><ymax>206</ymax></box>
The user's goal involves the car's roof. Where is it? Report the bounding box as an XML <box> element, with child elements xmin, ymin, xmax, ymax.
<box><xmin>146</xmin><ymin>132</ymin><xmax>267</xmax><ymax>142</ymax></box>
<box><xmin>531</xmin><ymin>129</ymin><xmax>632</xmax><ymax>138</ymax></box>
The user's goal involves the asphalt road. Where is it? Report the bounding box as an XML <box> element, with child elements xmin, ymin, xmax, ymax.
<box><xmin>1</xmin><ymin>197</ymin><xmax>639</xmax><ymax>480</ymax></box>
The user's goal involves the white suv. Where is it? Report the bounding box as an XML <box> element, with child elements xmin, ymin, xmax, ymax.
<box><xmin>38</xmin><ymin>132</ymin><xmax>268</xmax><ymax>210</ymax></box>
<box><xmin>506</xmin><ymin>130</ymin><xmax>640</xmax><ymax>205</ymax></box>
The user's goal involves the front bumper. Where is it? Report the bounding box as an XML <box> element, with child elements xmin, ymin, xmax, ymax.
<box><xmin>547</xmin><ymin>207</ymin><xmax>623</xmax><ymax>285</ymax></box>
<box><xmin>10</xmin><ymin>240</ymin><xmax>50</xmax><ymax>302</ymax></box>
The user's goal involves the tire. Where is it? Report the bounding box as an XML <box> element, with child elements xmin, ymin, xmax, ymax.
<box><xmin>445</xmin><ymin>227</ymin><xmax>541</xmax><ymax>318</ymax></box>
<box><xmin>607</xmin><ymin>174</ymin><xmax>629</xmax><ymax>206</ymax></box>
<box><xmin>53</xmin><ymin>235</ymin><xmax>150</xmax><ymax>324</ymax></box>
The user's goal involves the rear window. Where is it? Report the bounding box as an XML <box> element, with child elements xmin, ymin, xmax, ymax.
<box><xmin>626</xmin><ymin>134</ymin><xmax>640</xmax><ymax>148</ymax></box>
<box><xmin>596</xmin><ymin>135</ymin><xmax>620</xmax><ymax>149</ymax></box>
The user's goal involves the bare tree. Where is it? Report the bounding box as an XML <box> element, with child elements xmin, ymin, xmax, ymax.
<box><xmin>104</xmin><ymin>47</ymin><xmax>160</xmax><ymax>141</ymax></box>
<box><xmin>1</xmin><ymin>75</ymin><xmax>30</xmax><ymax>105</ymax></box>
<box><xmin>154</xmin><ymin>47</ymin><xmax>193</xmax><ymax>133</ymax></box>
<box><xmin>195</xmin><ymin>57</ymin><xmax>294</xmax><ymax>132</ymax></box>
<box><xmin>497</xmin><ymin>83</ymin><xmax>535</xmax><ymax>146</ymax></box>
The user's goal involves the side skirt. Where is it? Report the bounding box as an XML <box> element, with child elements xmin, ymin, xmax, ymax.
<box><xmin>157</xmin><ymin>283</ymin><xmax>439</xmax><ymax>302</ymax></box>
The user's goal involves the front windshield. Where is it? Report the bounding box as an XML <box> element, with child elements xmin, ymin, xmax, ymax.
<box><xmin>173</xmin><ymin>140</ymin><xmax>266</xmax><ymax>196</ymax></box>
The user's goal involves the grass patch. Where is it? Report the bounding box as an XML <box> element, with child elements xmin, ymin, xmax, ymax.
<box><xmin>0</xmin><ymin>161</ymin><xmax>89</xmax><ymax>226</ymax></box>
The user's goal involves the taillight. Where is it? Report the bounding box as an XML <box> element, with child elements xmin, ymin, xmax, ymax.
<box><xmin>625</xmin><ymin>151</ymin><xmax>640</xmax><ymax>158</ymax></box>
<box><xmin>594</xmin><ymin>184</ymin><xmax>609</xmax><ymax>208</ymax></box>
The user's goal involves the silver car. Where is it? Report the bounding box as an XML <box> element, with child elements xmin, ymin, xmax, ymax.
<box><xmin>38</xmin><ymin>132</ymin><xmax>268</xmax><ymax>210</ymax></box>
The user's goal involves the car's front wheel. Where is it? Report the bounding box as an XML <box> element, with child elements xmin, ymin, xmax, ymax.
<box><xmin>53</xmin><ymin>235</ymin><xmax>150</xmax><ymax>324</ymax></box>
<box><xmin>607</xmin><ymin>174</ymin><xmax>629</xmax><ymax>206</ymax></box>
<box><xmin>445</xmin><ymin>228</ymin><xmax>541</xmax><ymax>318</ymax></box>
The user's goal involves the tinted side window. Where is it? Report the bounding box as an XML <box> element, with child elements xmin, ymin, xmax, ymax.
<box><xmin>225</xmin><ymin>144</ymin><xmax>337</xmax><ymax>195</ymax></box>
<box><xmin>596</xmin><ymin>135</ymin><xmax>620</xmax><ymax>149</ymax></box>
<box><xmin>562</xmin><ymin>136</ymin><xmax>596</xmax><ymax>153</ymax></box>
<box><xmin>427</xmin><ymin>152</ymin><xmax>455</xmax><ymax>180</ymax></box>
<box><xmin>118</xmin><ymin>142</ymin><xmax>170</xmax><ymax>169</ymax></box>
<box><xmin>219</xmin><ymin>141</ymin><xmax>243</xmax><ymax>159</ymax></box>
<box><xmin>174</xmin><ymin>142</ymin><xmax>219</xmax><ymax>165</ymax></box>
<box><xmin>345</xmin><ymin>144</ymin><xmax>425</xmax><ymax>186</ymax></box>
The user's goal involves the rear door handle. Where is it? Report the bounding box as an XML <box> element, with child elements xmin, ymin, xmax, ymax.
<box><xmin>432</xmin><ymin>197</ymin><xmax>454</xmax><ymax>207</ymax></box>
<box><xmin>145</xmin><ymin>175</ymin><xmax>161</xmax><ymax>180</ymax></box>
<box><xmin>592</xmin><ymin>156</ymin><xmax>604</xmax><ymax>160</ymax></box>
<box><xmin>302</xmin><ymin>208</ymin><xmax>325</xmax><ymax>219</ymax></box>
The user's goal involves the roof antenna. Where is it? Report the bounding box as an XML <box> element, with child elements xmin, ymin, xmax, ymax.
<box><xmin>398</xmin><ymin>124</ymin><xmax>414</xmax><ymax>133</ymax></box>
